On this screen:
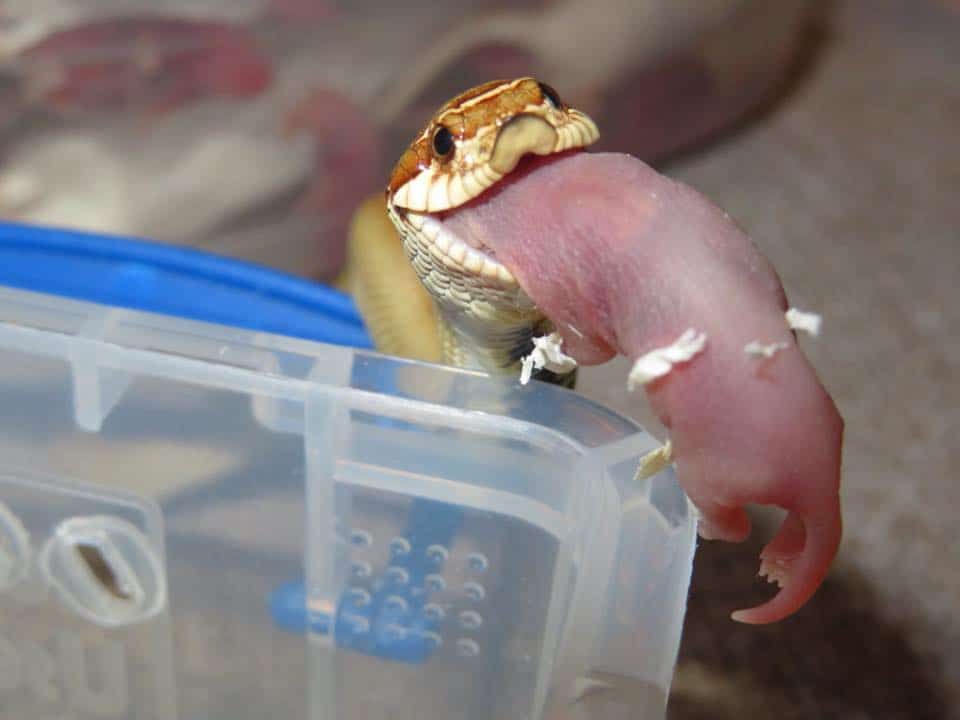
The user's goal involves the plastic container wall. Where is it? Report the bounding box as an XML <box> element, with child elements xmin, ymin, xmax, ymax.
<box><xmin>0</xmin><ymin>285</ymin><xmax>695</xmax><ymax>720</ymax></box>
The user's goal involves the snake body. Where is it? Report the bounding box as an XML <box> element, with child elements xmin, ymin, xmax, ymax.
<box><xmin>348</xmin><ymin>77</ymin><xmax>599</xmax><ymax>386</ymax></box>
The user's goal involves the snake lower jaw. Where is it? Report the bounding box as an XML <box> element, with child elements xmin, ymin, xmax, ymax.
<box><xmin>402</xmin><ymin>207</ymin><xmax>518</xmax><ymax>287</ymax></box>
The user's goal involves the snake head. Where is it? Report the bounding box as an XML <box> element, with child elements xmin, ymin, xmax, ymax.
<box><xmin>382</xmin><ymin>78</ymin><xmax>599</xmax><ymax>375</ymax></box>
<box><xmin>386</xmin><ymin>77</ymin><xmax>599</xmax><ymax>213</ymax></box>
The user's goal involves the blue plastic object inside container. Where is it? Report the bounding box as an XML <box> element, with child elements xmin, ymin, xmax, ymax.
<box><xmin>0</xmin><ymin>221</ymin><xmax>457</xmax><ymax>664</ymax></box>
<box><xmin>269</xmin><ymin>497</ymin><xmax>465</xmax><ymax>663</ymax></box>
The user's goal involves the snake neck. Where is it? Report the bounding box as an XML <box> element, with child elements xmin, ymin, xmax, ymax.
<box><xmin>387</xmin><ymin>202</ymin><xmax>576</xmax><ymax>388</ymax></box>
<box><xmin>435</xmin><ymin>306</ymin><xmax>577</xmax><ymax>388</ymax></box>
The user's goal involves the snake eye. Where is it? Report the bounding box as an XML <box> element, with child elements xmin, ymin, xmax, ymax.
<box><xmin>538</xmin><ymin>81</ymin><xmax>562</xmax><ymax>109</ymax></box>
<box><xmin>432</xmin><ymin>126</ymin><xmax>454</xmax><ymax>158</ymax></box>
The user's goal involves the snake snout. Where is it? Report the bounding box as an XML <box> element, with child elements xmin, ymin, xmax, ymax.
<box><xmin>489</xmin><ymin>114</ymin><xmax>560</xmax><ymax>175</ymax></box>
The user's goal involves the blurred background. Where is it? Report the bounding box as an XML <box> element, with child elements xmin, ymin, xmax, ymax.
<box><xmin>0</xmin><ymin>0</ymin><xmax>956</xmax><ymax>716</ymax></box>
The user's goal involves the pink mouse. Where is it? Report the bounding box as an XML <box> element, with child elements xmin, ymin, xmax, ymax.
<box><xmin>444</xmin><ymin>151</ymin><xmax>844</xmax><ymax>624</ymax></box>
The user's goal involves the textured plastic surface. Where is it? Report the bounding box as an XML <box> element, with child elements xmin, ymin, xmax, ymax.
<box><xmin>0</xmin><ymin>285</ymin><xmax>696</xmax><ymax>720</ymax></box>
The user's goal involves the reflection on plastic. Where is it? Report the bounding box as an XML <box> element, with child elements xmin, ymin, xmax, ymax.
<box><xmin>0</xmin><ymin>501</ymin><xmax>31</xmax><ymax>591</ymax></box>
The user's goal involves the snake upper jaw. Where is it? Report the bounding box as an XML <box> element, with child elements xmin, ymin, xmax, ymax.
<box><xmin>387</xmin><ymin>77</ymin><xmax>599</xmax><ymax>215</ymax></box>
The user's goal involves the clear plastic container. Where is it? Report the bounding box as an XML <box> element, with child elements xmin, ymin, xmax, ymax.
<box><xmin>0</xmin><ymin>0</ymin><xmax>817</xmax><ymax>281</ymax></box>
<box><xmin>0</xmin><ymin>281</ymin><xmax>695</xmax><ymax>720</ymax></box>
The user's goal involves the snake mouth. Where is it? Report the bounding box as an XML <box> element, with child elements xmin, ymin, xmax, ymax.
<box><xmin>402</xmin><ymin>150</ymin><xmax>586</xmax><ymax>287</ymax></box>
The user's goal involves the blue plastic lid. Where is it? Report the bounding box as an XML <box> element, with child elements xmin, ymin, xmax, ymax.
<box><xmin>0</xmin><ymin>221</ymin><xmax>372</xmax><ymax>349</ymax></box>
